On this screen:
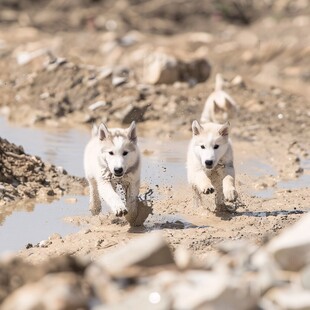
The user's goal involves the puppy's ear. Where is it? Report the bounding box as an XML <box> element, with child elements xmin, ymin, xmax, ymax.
<box><xmin>127</xmin><ymin>121</ymin><xmax>137</xmax><ymax>142</ymax></box>
<box><xmin>98</xmin><ymin>123</ymin><xmax>110</xmax><ymax>140</ymax></box>
<box><xmin>192</xmin><ymin>120</ymin><xmax>202</xmax><ymax>136</ymax></box>
<box><xmin>219</xmin><ymin>122</ymin><xmax>230</xmax><ymax>136</ymax></box>
<box><xmin>91</xmin><ymin>124</ymin><xmax>98</xmax><ymax>137</ymax></box>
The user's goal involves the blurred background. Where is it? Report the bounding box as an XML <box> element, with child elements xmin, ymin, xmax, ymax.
<box><xmin>0</xmin><ymin>0</ymin><xmax>309</xmax><ymax>133</ymax></box>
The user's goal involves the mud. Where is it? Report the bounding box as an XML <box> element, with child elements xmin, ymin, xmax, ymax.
<box><xmin>0</xmin><ymin>0</ymin><xmax>309</xmax><ymax>307</ymax></box>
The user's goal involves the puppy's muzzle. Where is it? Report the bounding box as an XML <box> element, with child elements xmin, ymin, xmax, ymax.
<box><xmin>205</xmin><ymin>160</ymin><xmax>213</xmax><ymax>169</ymax></box>
<box><xmin>114</xmin><ymin>167</ymin><xmax>124</xmax><ymax>177</ymax></box>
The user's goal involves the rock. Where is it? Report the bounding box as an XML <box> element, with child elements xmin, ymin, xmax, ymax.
<box><xmin>231</xmin><ymin>75</ymin><xmax>245</xmax><ymax>87</ymax></box>
<box><xmin>264</xmin><ymin>287</ymin><xmax>310</xmax><ymax>310</ymax></box>
<box><xmin>266</xmin><ymin>213</ymin><xmax>310</xmax><ymax>271</ymax></box>
<box><xmin>88</xmin><ymin>100</ymin><xmax>107</xmax><ymax>111</ymax></box>
<box><xmin>48</xmin><ymin>233</ymin><xmax>62</xmax><ymax>241</ymax></box>
<box><xmin>170</xmin><ymin>270</ymin><xmax>259</xmax><ymax>310</ymax></box>
<box><xmin>65</xmin><ymin>197</ymin><xmax>78</xmax><ymax>204</ymax></box>
<box><xmin>16</xmin><ymin>48</ymin><xmax>48</xmax><ymax>66</ymax></box>
<box><xmin>112</xmin><ymin>66</ymin><xmax>130</xmax><ymax>86</ymax></box>
<box><xmin>143</xmin><ymin>52</ymin><xmax>179</xmax><ymax>84</ymax></box>
<box><xmin>94</xmin><ymin>232</ymin><xmax>174</xmax><ymax>277</ymax></box>
<box><xmin>142</xmin><ymin>51</ymin><xmax>211</xmax><ymax>85</ymax></box>
<box><xmin>1</xmin><ymin>273</ymin><xmax>88</xmax><ymax>310</ymax></box>
<box><xmin>97</xmin><ymin>67</ymin><xmax>113</xmax><ymax>80</ymax></box>
<box><xmin>39</xmin><ymin>240</ymin><xmax>51</xmax><ymax>248</ymax></box>
<box><xmin>174</xmin><ymin>246</ymin><xmax>193</xmax><ymax>270</ymax></box>
<box><xmin>114</xmin><ymin>104</ymin><xmax>149</xmax><ymax>124</ymax></box>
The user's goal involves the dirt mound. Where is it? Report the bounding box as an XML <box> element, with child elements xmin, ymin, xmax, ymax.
<box><xmin>0</xmin><ymin>137</ymin><xmax>85</xmax><ymax>206</ymax></box>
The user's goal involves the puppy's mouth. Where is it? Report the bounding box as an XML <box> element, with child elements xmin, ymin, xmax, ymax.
<box><xmin>205</xmin><ymin>164</ymin><xmax>213</xmax><ymax>170</ymax></box>
<box><xmin>114</xmin><ymin>172</ymin><xmax>124</xmax><ymax>178</ymax></box>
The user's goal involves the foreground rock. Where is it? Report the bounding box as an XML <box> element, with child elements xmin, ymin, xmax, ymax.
<box><xmin>2</xmin><ymin>215</ymin><xmax>310</xmax><ymax>309</ymax></box>
<box><xmin>0</xmin><ymin>137</ymin><xmax>85</xmax><ymax>206</ymax></box>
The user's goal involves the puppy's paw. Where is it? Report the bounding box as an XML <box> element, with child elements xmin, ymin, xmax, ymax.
<box><xmin>198</xmin><ymin>182</ymin><xmax>214</xmax><ymax>195</ymax></box>
<box><xmin>224</xmin><ymin>187</ymin><xmax>238</xmax><ymax>202</ymax></box>
<box><xmin>113</xmin><ymin>204</ymin><xmax>128</xmax><ymax>217</ymax></box>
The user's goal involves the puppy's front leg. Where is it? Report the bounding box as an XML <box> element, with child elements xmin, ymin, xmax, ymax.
<box><xmin>97</xmin><ymin>180</ymin><xmax>128</xmax><ymax>217</ymax></box>
<box><xmin>222</xmin><ymin>163</ymin><xmax>238</xmax><ymax>202</ymax></box>
<box><xmin>192</xmin><ymin>170</ymin><xmax>214</xmax><ymax>195</ymax></box>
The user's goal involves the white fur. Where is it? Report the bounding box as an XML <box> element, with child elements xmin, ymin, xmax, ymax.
<box><xmin>201</xmin><ymin>74</ymin><xmax>238</xmax><ymax>124</ymax></box>
<box><xmin>187</xmin><ymin>120</ymin><xmax>238</xmax><ymax>209</ymax></box>
<box><xmin>84</xmin><ymin>122</ymin><xmax>141</xmax><ymax>217</ymax></box>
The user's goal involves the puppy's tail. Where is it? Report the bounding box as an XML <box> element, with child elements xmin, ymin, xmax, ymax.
<box><xmin>91</xmin><ymin>124</ymin><xmax>98</xmax><ymax>137</ymax></box>
<box><xmin>215</xmin><ymin>73</ymin><xmax>224</xmax><ymax>91</ymax></box>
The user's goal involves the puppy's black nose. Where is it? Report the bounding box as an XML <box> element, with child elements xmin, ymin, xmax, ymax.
<box><xmin>205</xmin><ymin>160</ymin><xmax>213</xmax><ymax>168</ymax></box>
<box><xmin>114</xmin><ymin>167</ymin><xmax>124</xmax><ymax>175</ymax></box>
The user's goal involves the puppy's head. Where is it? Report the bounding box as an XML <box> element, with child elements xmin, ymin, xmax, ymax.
<box><xmin>191</xmin><ymin>120</ymin><xmax>230</xmax><ymax>170</ymax></box>
<box><xmin>98</xmin><ymin>121</ymin><xmax>138</xmax><ymax>178</ymax></box>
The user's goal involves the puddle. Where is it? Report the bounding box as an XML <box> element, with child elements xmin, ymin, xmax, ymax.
<box><xmin>278</xmin><ymin>174</ymin><xmax>310</xmax><ymax>190</ymax></box>
<box><xmin>0</xmin><ymin>117</ymin><xmax>308</xmax><ymax>253</ymax></box>
<box><xmin>0</xmin><ymin>196</ymin><xmax>88</xmax><ymax>253</ymax></box>
<box><xmin>145</xmin><ymin>213</ymin><xmax>201</xmax><ymax>230</ymax></box>
<box><xmin>239</xmin><ymin>209</ymin><xmax>306</xmax><ymax>218</ymax></box>
<box><xmin>278</xmin><ymin>159</ymin><xmax>310</xmax><ymax>190</ymax></box>
<box><xmin>248</xmin><ymin>188</ymin><xmax>275</xmax><ymax>199</ymax></box>
<box><xmin>238</xmin><ymin>159</ymin><xmax>277</xmax><ymax>178</ymax></box>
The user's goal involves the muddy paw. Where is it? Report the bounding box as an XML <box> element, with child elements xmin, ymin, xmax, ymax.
<box><xmin>224</xmin><ymin>187</ymin><xmax>238</xmax><ymax>202</ymax></box>
<box><xmin>202</xmin><ymin>185</ymin><xmax>215</xmax><ymax>195</ymax></box>
<box><xmin>114</xmin><ymin>204</ymin><xmax>128</xmax><ymax>217</ymax></box>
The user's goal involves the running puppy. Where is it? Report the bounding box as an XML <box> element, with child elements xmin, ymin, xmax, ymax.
<box><xmin>84</xmin><ymin>122</ymin><xmax>140</xmax><ymax>217</ymax></box>
<box><xmin>187</xmin><ymin>120</ymin><xmax>238</xmax><ymax>210</ymax></box>
<box><xmin>201</xmin><ymin>74</ymin><xmax>238</xmax><ymax>124</ymax></box>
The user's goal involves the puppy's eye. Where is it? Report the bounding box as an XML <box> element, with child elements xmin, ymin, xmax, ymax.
<box><xmin>123</xmin><ymin>151</ymin><xmax>128</xmax><ymax>156</ymax></box>
<box><xmin>200</xmin><ymin>145</ymin><xmax>205</xmax><ymax>149</ymax></box>
<box><xmin>214</xmin><ymin>144</ymin><xmax>219</xmax><ymax>150</ymax></box>
<box><xmin>108</xmin><ymin>151</ymin><xmax>114</xmax><ymax>155</ymax></box>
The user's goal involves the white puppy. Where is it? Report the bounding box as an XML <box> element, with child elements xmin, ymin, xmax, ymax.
<box><xmin>187</xmin><ymin>120</ymin><xmax>238</xmax><ymax>210</ymax></box>
<box><xmin>84</xmin><ymin>122</ymin><xmax>141</xmax><ymax>218</ymax></box>
<box><xmin>201</xmin><ymin>74</ymin><xmax>238</xmax><ymax>124</ymax></box>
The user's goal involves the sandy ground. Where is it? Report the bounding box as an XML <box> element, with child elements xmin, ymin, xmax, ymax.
<box><xmin>0</xmin><ymin>0</ymin><xmax>309</xmax><ymax>265</ymax></box>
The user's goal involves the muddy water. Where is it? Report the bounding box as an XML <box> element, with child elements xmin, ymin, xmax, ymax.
<box><xmin>0</xmin><ymin>118</ymin><xmax>309</xmax><ymax>253</ymax></box>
